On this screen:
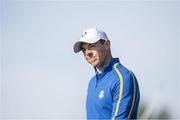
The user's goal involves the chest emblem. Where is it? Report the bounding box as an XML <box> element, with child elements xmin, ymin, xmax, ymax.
<box><xmin>98</xmin><ymin>90</ymin><xmax>104</xmax><ymax>100</ymax></box>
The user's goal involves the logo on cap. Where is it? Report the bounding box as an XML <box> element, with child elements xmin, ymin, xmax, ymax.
<box><xmin>81</xmin><ymin>31</ymin><xmax>87</xmax><ymax>38</ymax></box>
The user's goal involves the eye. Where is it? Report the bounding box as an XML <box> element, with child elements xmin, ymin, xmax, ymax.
<box><xmin>82</xmin><ymin>48</ymin><xmax>86</xmax><ymax>53</ymax></box>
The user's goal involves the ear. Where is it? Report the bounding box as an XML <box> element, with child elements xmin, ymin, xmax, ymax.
<box><xmin>105</xmin><ymin>40</ymin><xmax>110</xmax><ymax>49</ymax></box>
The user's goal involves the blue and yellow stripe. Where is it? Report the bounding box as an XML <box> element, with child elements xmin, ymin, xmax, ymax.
<box><xmin>128</xmin><ymin>71</ymin><xmax>136</xmax><ymax>119</ymax></box>
<box><xmin>112</xmin><ymin>63</ymin><xmax>123</xmax><ymax>120</ymax></box>
<box><xmin>112</xmin><ymin>63</ymin><xmax>136</xmax><ymax>120</ymax></box>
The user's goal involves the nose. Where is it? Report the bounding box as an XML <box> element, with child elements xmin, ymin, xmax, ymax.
<box><xmin>84</xmin><ymin>49</ymin><xmax>93</xmax><ymax>58</ymax></box>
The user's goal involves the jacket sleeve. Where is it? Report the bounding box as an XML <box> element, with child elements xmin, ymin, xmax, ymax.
<box><xmin>111</xmin><ymin>71</ymin><xmax>136</xmax><ymax>120</ymax></box>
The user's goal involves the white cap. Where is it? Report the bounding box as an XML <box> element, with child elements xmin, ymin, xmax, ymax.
<box><xmin>73</xmin><ymin>28</ymin><xmax>109</xmax><ymax>53</ymax></box>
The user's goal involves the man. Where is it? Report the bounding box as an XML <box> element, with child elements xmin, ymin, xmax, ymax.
<box><xmin>73</xmin><ymin>28</ymin><xmax>140</xmax><ymax>119</ymax></box>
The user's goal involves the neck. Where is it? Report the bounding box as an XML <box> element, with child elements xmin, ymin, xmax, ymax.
<box><xmin>96</xmin><ymin>54</ymin><xmax>112</xmax><ymax>74</ymax></box>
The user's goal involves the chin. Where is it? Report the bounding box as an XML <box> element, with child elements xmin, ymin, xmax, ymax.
<box><xmin>90</xmin><ymin>61</ymin><xmax>100</xmax><ymax>67</ymax></box>
<box><xmin>87</xmin><ymin>58</ymin><xmax>100</xmax><ymax>67</ymax></box>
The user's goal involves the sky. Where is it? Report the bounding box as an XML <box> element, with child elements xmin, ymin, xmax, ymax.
<box><xmin>1</xmin><ymin>0</ymin><xmax>180</xmax><ymax>119</ymax></box>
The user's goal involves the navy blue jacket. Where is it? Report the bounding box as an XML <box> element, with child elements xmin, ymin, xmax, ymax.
<box><xmin>86</xmin><ymin>58</ymin><xmax>140</xmax><ymax>119</ymax></box>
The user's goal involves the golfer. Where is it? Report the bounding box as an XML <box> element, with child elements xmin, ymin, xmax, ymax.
<box><xmin>73</xmin><ymin>28</ymin><xmax>140</xmax><ymax>119</ymax></box>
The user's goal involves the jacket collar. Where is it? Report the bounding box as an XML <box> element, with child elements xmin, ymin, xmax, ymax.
<box><xmin>94</xmin><ymin>57</ymin><xmax>120</xmax><ymax>77</ymax></box>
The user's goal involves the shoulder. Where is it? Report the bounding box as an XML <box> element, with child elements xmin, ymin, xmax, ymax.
<box><xmin>111</xmin><ymin>63</ymin><xmax>135</xmax><ymax>89</ymax></box>
<box><xmin>87</xmin><ymin>75</ymin><xmax>97</xmax><ymax>92</ymax></box>
<box><xmin>88</xmin><ymin>75</ymin><xmax>96</xmax><ymax>86</ymax></box>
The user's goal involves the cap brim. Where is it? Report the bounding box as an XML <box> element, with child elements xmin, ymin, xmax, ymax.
<box><xmin>73</xmin><ymin>41</ymin><xmax>81</xmax><ymax>53</ymax></box>
<box><xmin>73</xmin><ymin>39</ymin><xmax>99</xmax><ymax>53</ymax></box>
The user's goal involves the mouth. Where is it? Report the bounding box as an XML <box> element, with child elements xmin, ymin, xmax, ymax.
<box><xmin>87</xmin><ymin>57</ymin><xmax>98</xmax><ymax>65</ymax></box>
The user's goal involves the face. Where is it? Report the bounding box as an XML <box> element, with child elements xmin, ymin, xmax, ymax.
<box><xmin>81</xmin><ymin>40</ymin><xmax>109</xmax><ymax>67</ymax></box>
